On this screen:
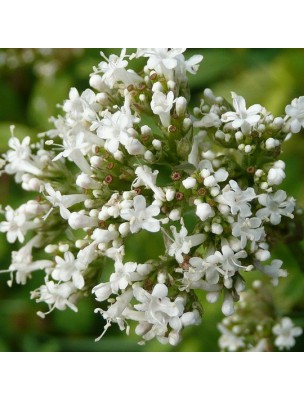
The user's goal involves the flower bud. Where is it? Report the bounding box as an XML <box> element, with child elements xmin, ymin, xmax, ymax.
<box><xmin>265</xmin><ymin>138</ymin><xmax>280</xmax><ymax>150</ymax></box>
<box><xmin>204</xmin><ymin>175</ymin><xmax>217</xmax><ymax>187</ymax></box>
<box><xmin>98</xmin><ymin>207</ymin><xmax>110</xmax><ymax>221</ymax></box>
<box><xmin>45</xmin><ymin>244</ymin><xmax>58</xmax><ymax>254</ymax></box>
<box><xmin>196</xmin><ymin>203</ymin><xmax>215</xmax><ymax>221</ymax></box>
<box><xmin>211</xmin><ymin>223</ymin><xmax>223</xmax><ymax>235</ymax></box>
<box><xmin>59</xmin><ymin>244</ymin><xmax>69</xmax><ymax>252</ymax></box>
<box><xmin>89</xmin><ymin>74</ymin><xmax>104</xmax><ymax>90</ymax></box>
<box><xmin>152</xmin><ymin>82</ymin><xmax>163</xmax><ymax>92</ymax></box>
<box><xmin>119</xmin><ymin>222</ymin><xmax>130</xmax><ymax>236</ymax></box>
<box><xmin>182</xmin><ymin>177</ymin><xmax>196</xmax><ymax>189</ymax></box>
<box><xmin>141</xmin><ymin>125</ymin><xmax>151</xmax><ymax>135</ymax></box>
<box><xmin>152</xmin><ymin>139</ymin><xmax>162</xmax><ymax>150</ymax></box>
<box><xmin>165</xmin><ymin>188</ymin><xmax>175</xmax><ymax>201</ymax></box>
<box><xmin>168</xmin><ymin>331</ymin><xmax>180</xmax><ymax>346</ymax></box>
<box><xmin>210</xmin><ymin>186</ymin><xmax>220</xmax><ymax>197</ymax></box>
<box><xmin>144</xmin><ymin>150</ymin><xmax>154</xmax><ymax>161</ymax></box>
<box><xmin>90</xmin><ymin>156</ymin><xmax>103</xmax><ymax>168</ymax></box>
<box><xmin>167</xmin><ymin>80</ymin><xmax>176</xmax><ymax>90</ymax></box>
<box><xmin>222</xmin><ymin>292</ymin><xmax>234</xmax><ymax>316</ymax></box>
<box><xmin>267</xmin><ymin>167</ymin><xmax>285</xmax><ymax>185</ymax></box>
<box><xmin>183</xmin><ymin>117</ymin><xmax>192</xmax><ymax>130</ymax></box>
<box><xmin>96</xmin><ymin>93</ymin><xmax>108</xmax><ymax>105</ymax></box>
<box><xmin>206</xmin><ymin>292</ymin><xmax>220</xmax><ymax>303</ymax></box>
<box><xmin>181</xmin><ymin>310</ymin><xmax>201</xmax><ymax>327</ymax></box>
<box><xmin>169</xmin><ymin>209</ymin><xmax>180</xmax><ymax>221</ymax></box>
<box><xmin>68</xmin><ymin>212</ymin><xmax>97</xmax><ymax>230</ymax></box>
<box><xmin>235</xmin><ymin>131</ymin><xmax>243</xmax><ymax>141</ymax></box>
<box><xmin>175</xmin><ymin>97</ymin><xmax>187</xmax><ymax>116</ymax></box>
<box><xmin>76</xmin><ymin>173</ymin><xmax>100</xmax><ymax>189</ymax></box>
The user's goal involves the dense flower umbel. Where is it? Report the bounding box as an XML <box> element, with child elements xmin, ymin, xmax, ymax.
<box><xmin>0</xmin><ymin>48</ymin><xmax>303</xmax><ymax>347</ymax></box>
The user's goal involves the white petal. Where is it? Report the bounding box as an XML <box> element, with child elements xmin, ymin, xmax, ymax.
<box><xmin>133</xmin><ymin>195</ymin><xmax>146</xmax><ymax>212</ymax></box>
<box><xmin>142</xmin><ymin>218</ymin><xmax>160</xmax><ymax>232</ymax></box>
<box><xmin>152</xmin><ymin>283</ymin><xmax>168</xmax><ymax>299</ymax></box>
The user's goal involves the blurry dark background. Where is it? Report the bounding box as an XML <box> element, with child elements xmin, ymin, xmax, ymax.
<box><xmin>0</xmin><ymin>48</ymin><xmax>304</xmax><ymax>351</ymax></box>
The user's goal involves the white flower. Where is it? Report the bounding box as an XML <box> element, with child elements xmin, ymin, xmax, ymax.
<box><xmin>202</xmin><ymin>245</ymin><xmax>247</xmax><ymax>288</ymax></box>
<box><xmin>33</xmin><ymin>281</ymin><xmax>77</xmax><ymax>316</ymax></box>
<box><xmin>256</xmin><ymin>190</ymin><xmax>295</xmax><ymax>225</ymax></box>
<box><xmin>120</xmin><ymin>195</ymin><xmax>161</xmax><ymax>233</ymax></box>
<box><xmin>232</xmin><ymin>216</ymin><xmax>264</xmax><ymax>249</ymax></box>
<box><xmin>0</xmin><ymin>205</ymin><xmax>35</xmax><ymax>243</ymax></box>
<box><xmin>96</xmin><ymin>110</ymin><xmax>133</xmax><ymax>154</ymax></box>
<box><xmin>218</xmin><ymin>323</ymin><xmax>245</xmax><ymax>351</ymax></box>
<box><xmin>180</xmin><ymin>260</ymin><xmax>205</xmax><ymax>291</ymax></box>
<box><xmin>151</xmin><ymin>91</ymin><xmax>174</xmax><ymax>128</ymax></box>
<box><xmin>184</xmin><ymin>54</ymin><xmax>204</xmax><ymax>74</ymax></box>
<box><xmin>6</xmin><ymin>136</ymin><xmax>31</xmax><ymax>164</ymax></box>
<box><xmin>109</xmin><ymin>258</ymin><xmax>140</xmax><ymax>293</ymax></box>
<box><xmin>182</xmin><ymin>257</ymin><xmax>222</xmax><ymax>294</ymax></box>
<box><xmin>133</xmin><ymin>165</ymin><xmax>165</xmax><ymax>201</ymax></box>
<box><xmin>256</xmin><ymin>259</ymin><xmax>287</xmax><ymax>286</ymax></box>
<box><xmin>273</xmin><ymin>317</ymin><xmax>302</xmax><ymax>350</ymax></box>
<box><xmin>168</xmin><ymin>224</ymin><xmax>205</xmax><ymax>263</ymax></box>
<box><xmin>216</xmin><ymin>180</ymin><xmax>256</xmax><ymax>218</ymax></box>
<box><xmin>44</xmin><ymin>183</ymin><xmax>87</xmax><ymax>220</ymax></box>
<box><xmin>198</xmin><ymin>160</ymin><xmax>229</xmax><ymax>189</ymax></box>
<box><xmin>4</xmin><ymin>135</ymin><xmax>41</xmax><ymax>176</ymax></box>
<box><xmin>94</xmin><ymin>289</ymin><xmax>134</xmax><ymax>340</ymax></box>
<box><xmin>51</xmin><ymin>251</ymin><xmax>86</xmax><ymax>289</ymax></box>
<box><xmin>52</xmin><ymin>132</ymin><xmax>92</xmax><ymax>174</ymax></box>
<box><xmin>133</xmin><ymin>284</ymin><xmax>184</xmax><ymax>344</ymax></box>
<box><xmin>94</xmin><ymin>48</ymin><xmax>142</xmax><ymax>89</ymax></box>
<box><xmin>142</xmin><ymin>48</ymin><xmax>186</xmax><ymax>71</ymax></box>
<box><xmin>6</xmin><ymin>236</ymin><xmax>53</xmax><ymax>285</ymax></box>
<box><xmin>194</xmin><ymin>113</ymin><xmax>221</xmax><ymax>129</ymax></box>
<box><xmin>138</xmin><ymin>48</ymin><xmax>203</xmax><ymax>81</ymax></box>
<box><xmin>221</xmin><ymin>92</ymin><xmax>262</xmax><ymax>132</ymax></box>
<box><xmin>285</xmin><ymin>96</ymin><xmax>304</xmax><ymax>133</ymax></box>
<box><xmin>63</xmin><ymin>87</ymin><xmax>97</xmax><ymax>122</ymax></box>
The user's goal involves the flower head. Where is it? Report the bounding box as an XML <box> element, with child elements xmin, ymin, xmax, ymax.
<box><xmin>221</xmin><ymin>92</ymin><xmax>262</xmax><ymax>132</ymax></box>
<box><xmin>273</xmin><ymin>317</ymin><xmax>302</xmax><ymax>350</ymax></box>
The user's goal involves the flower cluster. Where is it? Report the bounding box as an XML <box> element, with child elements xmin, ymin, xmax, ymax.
<box><xmin>0</xmin><ymin>48</ymin><xmax>303</xmax><ymax>347</ymax></box>
<box><xmin>218</xmin><ymin>281</ymin><xmax>303</xmax><ymax>351</ymax></box>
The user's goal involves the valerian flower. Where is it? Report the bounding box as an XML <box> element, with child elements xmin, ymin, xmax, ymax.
<box><xmin>273</xmin><ymin>317</ymin><xmax>303</xmax><ymax>350</ymax></box>
<box><xmin>0</xmin><ymin>48</ymin><xmax>303</xmax><ymax>349</ymax></box>
<box><xmin>120</xmin><ymin>195</ymin><xmax>161</xmax><ymax>233</ymax></box>
<box><xmin>221</xmin><ymin>92</ymin><xmax>262</xmax><ymax>132</ymax></box>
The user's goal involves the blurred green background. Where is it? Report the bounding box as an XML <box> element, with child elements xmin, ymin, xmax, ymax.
<box><xmin>0</xmin><ymin>48</ymin><xmax>304</xmax><ymax>352</ymax></box>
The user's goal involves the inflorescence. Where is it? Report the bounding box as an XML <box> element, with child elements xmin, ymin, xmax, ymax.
<box><xmin>0</xmin><ymin>48</ymin><xmax>303</xmax><ymax>348</ymax></box>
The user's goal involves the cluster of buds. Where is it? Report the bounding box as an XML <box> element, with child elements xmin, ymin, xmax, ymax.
<box><xmin>0</xmin><ymin>48</ymin><xmax>303</xmax><ymax>347</ymax></box>
<box><xmin>218</xmin><ymin>281</ymin><xmax>303</xmax><ymax>351</ymax></box>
